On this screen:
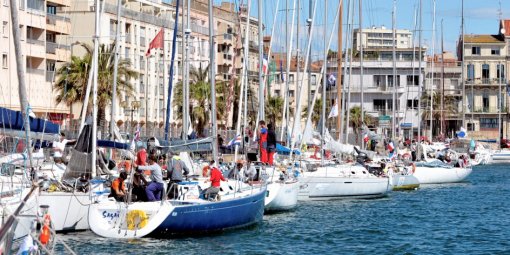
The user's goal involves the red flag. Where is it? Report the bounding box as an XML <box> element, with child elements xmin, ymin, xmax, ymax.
<box><xmin>145</xmin><ymin>28</ymin><xmax>164</xmax><ymax>56</ymax></box>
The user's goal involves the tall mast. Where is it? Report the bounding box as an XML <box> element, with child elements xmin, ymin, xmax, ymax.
<box><xmin>441</xmin><ymin>19</ymin><xmax>445</xmax><ymax>136</ymax></box>
<box><xmin>359</xmin><ymin>0</ymin><xmax>364</xmax><ymax>149</ymax></box>
<box><xmin>164</xmin><ymin>0</ymin><xmax>181</xmax><ymax>141</ymax></box>
<box><xmin>344</xmin><ymin>0</ymin><xmax>354</xmax><ymax>144</ymax></box>
<box><xmin>234</xmin><ymin>0</ymin><xmax>252</xmax><ymax>162</ymax></box>
<box><xmin>321</xmin><ymin>0</ymin><xmax>328</xmax><ymax>165</ymax></box>
<box><xmin>337</xmin><ymin>0</ymin><xmax>344</xmax><ymax>141</ymax></box>
<box><xmin>183</xmin><ymin>0</ymin><xmax>191</xmax><ymax>140</ymax></box>
<box><xmin>208</xmin><ymin>0</ymin><xmax>218</xmax><ymax>161</ymax></box>
<box><xmin>8</xmin><ymin>0</ymin><xmax>33</xmax><ymax>168</ymax></box>
<box><xmin>391</xmin><ymin>0</ymin><xmax>396</xmax><ymax>140</ymax></box>
<box><xmin>258</xmin><ymin>0</ymin><xmax>264</xmax><ymax>121</ymax></box>
<box><xmin>110</xmin><ymin>0</ymin><xmax>122</xmax><ymax>139</ymax></box>
<box><xmin>91</xmin><ymin>0</ymin><xmax>101</xmax><ymax>176</ymax></box>
<box><xmin>461</xmin><ymin>0</ymin><xmax>466</xmax><ymax>129</ymax></box>
<box><xmin>307</xmin><ymin>0</ymin><xmax>312</xmax><ymax>116</ymax></box>
<box><xmin>417</xmin><ymin>0</ymin><xmax>422</xmax><ymax>142</ymax></box>
<box><xmin>429</xmin><ymin>0</ymin><xmax>436</xmax><ymax>140</ymax></box>
<box><xmin>498</xmin><ymin>0</ymin><xmax>503</xmax><ymax>148</ymax></box>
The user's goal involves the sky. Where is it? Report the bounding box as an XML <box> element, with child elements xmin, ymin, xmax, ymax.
<box><xmin>217</xmin><ymin>0</ymin><xmax>510</xmax><ymax>58</ymax></box>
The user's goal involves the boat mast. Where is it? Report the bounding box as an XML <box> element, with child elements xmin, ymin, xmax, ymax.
<box><xmin>391</xmin><ymin>0</ymin><xmax>396</xmax><ymax>140</ymax></box>
<box><xmin>337</xmin><ymin>0</ymin><xmax>344</xmax><ymax>142</ymax></box>
<box><xmin>359</xmin><ymin>0</ymin><xmax>364</xmax><ymax>149</ymax></box>
<box><xmin>258</xmin><ymin>0</ymin><xmax>264</xmax><ymax>122</ymax></box>
<box><xmin>183</xmin><ymin>0</ymin><xmax>191</xmax><ymax>140</ymax></box>
<box><xmin>110</xmin><ymin>0</ymin><xmax>122</xmax><ymax>139</ymax></box>
<box><xmin>234</xmin><ymin>0</ymin><xmax>252</xmax><ymax>162</ymax></box>
<box><xmin>441</xmin><ymin>19</ymin><xmax>445</xmax><ymax>137</ymax></box>
<box><xmin>461</xmin><ymin>0</ymin><xmax>466</xmax><ymax>129</ymax></box>
<box><xmin>429</xmin><ymin>0</ymin><xmax>436</xmax><ymax>140</ymax></box>
<box><xmin>208</xmin><ymin>0</ymin><xmax>219</xmax><ymax>161</ymax></box>
<box><xmin>417</xmin><ymin>0</ymin><xmax>422</xmax><ymax>142</ymax></box>
<box><xmin>164</xmin><ymin>0</ymin><xmax>180</xmax><ymax>141</ymax></box>
<box><xmin>91</xmin><ymin>0</ymin><xmax>101</xmax><ymax>177</ymax></box>
<box><xmin>498</xmin><ymin>0</ymin><xmax>503</xmax><ymax>148</ymax></box>
<box><xmin>8</xmin><ymin>0</ymin><xmax>34</xmax><ymax>168</ymax></box>
<box><xmin>344</xmin><ymin>0</ymin><xmax>354</xmax><ymax>144</ymax></box>
<box><xmin>321</xmin><ymin>0</ymin><xmax>328</xmax><ymax>165</ymax></box>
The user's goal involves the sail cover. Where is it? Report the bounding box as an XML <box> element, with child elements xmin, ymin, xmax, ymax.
<box><xmin>0</xmin><ymin>107</ymin><xmax>60</xmax><ymax>134</ymax></box>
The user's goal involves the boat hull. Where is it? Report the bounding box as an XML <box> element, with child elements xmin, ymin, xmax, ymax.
<box><xmin>298</xmin><ymin>175</ymin><xmax>390</xmax><ymax>201</ymax></box>
<box><xmin>413</xmin><ymin>166</ymin><xmax>472</xmax><ymax>184</ymax></box>
<box><xmin>389</xmin><ymin>174</ymin><xmax>420</xmax><ymax>191</ymax></box>
<box><xmin>153</xmin><ymin>188</ymin><xmax>266</xmax><ymax>236</ymax></box>
<box><xmin>490</xmin><ymin>150</ymin><xmax>510</xmax><ymax>164</ymax></box>
<box><xmin>265</xmin><ymin>181</ymin><xmax>299</xmax><ymax>212</ymax></box>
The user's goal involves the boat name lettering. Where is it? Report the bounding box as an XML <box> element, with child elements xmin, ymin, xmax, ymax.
<box><xmin>102</xmin><ymin>211</ymin><xmax>120</xmax><ymax>220</ymax></box>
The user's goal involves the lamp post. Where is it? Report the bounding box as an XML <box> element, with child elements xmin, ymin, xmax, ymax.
<box><xmin>121</xmin><ymin>100</ymin><xmax>140</xmax><ymax>134</ymax></box>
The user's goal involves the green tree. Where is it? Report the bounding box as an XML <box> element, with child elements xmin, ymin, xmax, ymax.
<box><xmin>265</xmin><ymin>96</ymin><xmax>285</xmax><ymax>126</ymax></box>
<box><xmin>54</xmin><ymin>42</ymin><xmax>138</xmax><ymax>132</ymax></box>
<box><xmin>420</xmin><ymin>92</ymin><xmax>457</xmax><ymax>136</ymax></box>
<box><xmin>302</xmin><ymin>98</ymin><xmax>323</xmax><ymax>127</ymax></box>
<box><xmin>349</xmin><ymin>106</ymin><xmax>376</xmax><ymax>144</ymax></box>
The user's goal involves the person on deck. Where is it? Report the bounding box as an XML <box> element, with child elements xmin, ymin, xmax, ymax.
<box><xmin>132</xmin><ymin>168</ymin><xmax>148</xmax><ymax>202</ymax></box>
<box><xmin>258</xmin><ymin>120</ymin><xmax>268</xmax><ymax>163</ymax></box>
<box><xmin>109</xmin><ymin>171</ymin><xmax>127</xmax><ymax>202</ymax></box>
<box><xmin>138</xmin><ymin>155</ymin><xmax>165</xmax><ymax>201</ymax></box>
<box><xmin>244</xmin><ymin>161</ymin><xmax>258</xmax><ymax>182</ymax></box>
<box><xmin>203</xmin><ymin>163</ymin><xmax>227</xmax><ymax>200</ymax></box>
<box><xmin>167</xmin><ymin>153</ymin><xmax>190</xmax><ymax>199</ymax></box>
<box><xmin>135</xmin><ymin>143</ymin><xmax>148</xmax><ymax>166</ymax></box>
<box><xmin>52</xmin><ymin>132</ymin><xmax>74</xmax><ymax>164</ymax></box>
<box><xmin>228</xmin><ymin>160</ymin><xmax>243</xmax><ymax>180</ymax></box>
<box><xmin>266</xmin><ymin>123</ymin><xmax>277</xmax><ymax>165</ymax></box>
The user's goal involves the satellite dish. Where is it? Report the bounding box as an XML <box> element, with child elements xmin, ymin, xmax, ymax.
<box><xmin>501</xmin><ymin>28</ymin><xmax>506</xmax><ymax>34</ymax></box>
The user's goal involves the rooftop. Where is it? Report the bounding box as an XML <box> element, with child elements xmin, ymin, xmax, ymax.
<box><xmin>463</xmin><ymin>34</ymin><xmax>504</xmax><ymax>44</ymax></box>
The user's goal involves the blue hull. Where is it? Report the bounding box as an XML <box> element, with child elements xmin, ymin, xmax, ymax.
<box><xmin>152</xmin><ymin>189</ymin><xmax>266</xmax><ymax>236</ymax></box>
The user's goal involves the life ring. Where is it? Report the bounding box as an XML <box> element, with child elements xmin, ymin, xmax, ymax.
<box><xmin>126</xmin><ymin>210</ymin><xmax>148</xmax><ymax>230</ymax></box>
<box><xmin>402</xmin><ymin>153</ymin><xmax>411</xmax><ymax>160</ymax></box>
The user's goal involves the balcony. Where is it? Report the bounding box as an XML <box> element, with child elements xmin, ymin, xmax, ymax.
<box><xmin>46</xmin><ymin>13</ymin><xmax>71</xmax><ymax>35</ymax></box>
<box><xmin>466</xmin><ymin>78</ymin><xmax>507</xmax><ymax>86</ymax></box>
<box><xmin>471</xmin><ymin>107</ymin><xmax>504</xmax><ymax>114</ymax></box>
<box><xmin>46</xmin><ymin>42</ymin><xmax>71</xmax><ymax>62</ymax></box>
<box><xmin>46</xmin><ymin>0</ymin><xmax>71</xmax><ymax>7</ymax></box>
<box><xmin>26</xmin><ymin>68</ymin><xmax>45</xmax><ymax>76</ymax></box>
<box><xmin>26</xmin><ymin>38</ymin><xmax>46</xmax><ymax>59</ymax></box>
<box><xmin>125</xmin><ymin>33</ymin><xmax>132</xmax><ymax>44</ymax></box>
<box><xmin>140</xmin><ymin>37</ymin><xmax>146</xmax><ymax>47</ymax></box>
<box><xmin>46</xmin><ymin>71</ymin><xmax>55</xmax><ymax>82</ymax></box>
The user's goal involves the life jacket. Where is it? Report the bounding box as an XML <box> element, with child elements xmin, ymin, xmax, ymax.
<box><xmin>259</xmin><ymin>128</ymin><xmax>268</xmax><ymax>149</ymax></box>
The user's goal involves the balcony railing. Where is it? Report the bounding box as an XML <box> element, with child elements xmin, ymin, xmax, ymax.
<box><xmin>140</xmin><ymin>37</ymin><xmax>146</xmax><ymax>47</ymax></box>
<box><xmin>466</xmin><ymin>78</ymin><xmax>507</xmax><ymax>85</ymax></box>
<box><xmin>46</xmin><ymin>13</ymin><xmax>70</xmax><ymax>25</ymax></box>
<box><xmin>46</xmin><ymin>71</ymin><xmax>55</xmax><ymax>82</ymax></box>
<box><xmin>473</xmin><ymin>107</ymin><xmax>501</xmax><ymax>113</ymax></box>
<box><xmin>27</xmin><ymin>38</ymin><xmax>45</xmax><ymax>46</ymax></box>
<box><xmin>125</xmin><ymin>33</ymin><xmax>132</xmax><ymax>44</ymax></box>
<box><xmin>26</xmin><ymin>68</ymin><xmax>45</xmax><ymax>75</ymax></box>
<box><xmin>46</xmin><ymin>42</ymin><xmax>70</xmax><ymax>54</ymax></box>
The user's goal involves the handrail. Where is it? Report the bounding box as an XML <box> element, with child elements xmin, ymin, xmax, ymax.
<box><xmin>0</xmin><ymin>184</ymin><xmax>38</xmax><ymax>243</ymax></box>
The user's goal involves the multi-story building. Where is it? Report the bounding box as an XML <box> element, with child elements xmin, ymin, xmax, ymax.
<box><xmin>0</xmin><ymin>0</ymin><xmax>71</xmax><ymax>124</ymax></box>
<box><xmin>460</xmin><ymin>27</ymin><xmax>508</xmax><ymax>139</ymax></box>
<box><xmin>353</xmin><ymin>26</ymin><xmax>413</xmax><ymax>50</ymax></box>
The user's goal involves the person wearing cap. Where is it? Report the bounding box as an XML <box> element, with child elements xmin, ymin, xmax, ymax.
<box><xmin>109</xmin><ymin>171</ymin><xmax>128</xmax><ymax>202</ymax></box>
<box><xmin>137</xmin><ymin>155</ymin><xmax>165</xmax><ymax>201</ymax></box>
<box><xmin>132</xmin><ymin>167</ymin><xmax>148</xmax><ymax>202</ymax></box>
<box><xmin>203</xmin><ymin>162</ymin><xmax>227</xmax><ymax>200</ymax></box>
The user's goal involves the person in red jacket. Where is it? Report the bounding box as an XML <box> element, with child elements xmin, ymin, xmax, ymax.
<box><xmin>203</xmin><ymin>161</ymin><xmax>227</xmax><ymax>200</ymax></box>
<box><xmin>258</xmin><ymin>120</ymin><xmax>268</xmax><ymax>163</ymax></box>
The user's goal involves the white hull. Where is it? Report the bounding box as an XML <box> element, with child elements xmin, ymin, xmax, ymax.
<box><xmin>389</xmin><ymin>174</ymin><xmax>420</xmax><ymax>191</ymax></box>
<box><xmin>264</xmin><ymin>180</ymin><xmax>299</xmax><ymax>211</ymax></box>
<box><xmin>297</xmin><ymin>165</ymin><xmax>390</xmax><ymax>201</ymax></box>
<box><xmin>37</xmin><ymin>192</ymin><xmax>92</xmax><ymax>232</ymax></box>
<box><xmin>0</xmin><ymin>188</ymin><xmax>39</xmax><ymax>240</ymax></box>
<box><xmin>490</xmin><ymin>150</ymin><xmax>510</xmax><ymax>163</ymax></box>
<box><xmin>413</xmin><ymin>166</ymin><xmax>472</xmax><ymax>184</ymax></box>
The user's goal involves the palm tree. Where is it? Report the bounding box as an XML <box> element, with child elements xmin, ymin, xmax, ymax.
<box><xmin>54</xmin><ymin>42</ymin><xmax>138</xmax><ymax>132</ymax></box>
<box><xmin>349</xmin><ymin>106</ymin><xmax>376</xmax><ymax>144</ymax></box>
<box><xmin>265</xmin><ymin>96</ymin><xmax>285</xmax><ymax>126</ymax></box>
<box><xmin>301</xmin><ymin>98</ymin><xmax>323</xmax><ymax>127</ymax></box>
<box><xmin>420</xmin><ymin>92</ymin><xmax>457</xmax><ymax>137</ymax></box>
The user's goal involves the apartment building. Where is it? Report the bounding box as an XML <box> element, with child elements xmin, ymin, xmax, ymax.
<box><xmin>0</xmin><ymin>0</ymin><xmax>71</xmax><ymax>124</ymax></box>
<box><xmin>460</xmin><ymin>29</ymin><xmax>508</xmax><ymax>139</ymax></box>
<box><xmin>353</xmin><ymin>26</ymin><xmax>413</xmax><ymax>50</ymax></box>
<box><xmin>69</xmin><ymin>0</ymin><xmax>179</xmax><ymax>133</ymax></box>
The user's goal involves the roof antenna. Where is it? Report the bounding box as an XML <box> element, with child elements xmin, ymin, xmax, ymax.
<box><xmin>498</xmin><ymin>0</ymin><xmax>502</xmax><ymax>21</ymax></box>
<box><xmin>499</xmin><ymin>0</ymin><xmax>505</xmax><ymax>35</ymax></box>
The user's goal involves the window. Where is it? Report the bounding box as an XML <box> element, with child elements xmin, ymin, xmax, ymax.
<box><xmin>2</xmin><ymin>53</ymin><xmax>7</xmax><ymax>68</ymax></box>
<box><xmin>289</xmin><ymin>74</ymin><xmax>294</xmax><ymax>82</ymax></box>
<box><xmin>491</xmin><ymin>47</ymin><xmax>500</xmax><ymax>55</ymax></box>
<box><xmin>373</xmin><ymin>75</ymin><xmax>386</xmax><ymax>87</ymax></box>
<box><xmin>407</xmin><ymin>75</ymin><xmax>419</xmax><ymax>86</ymax></box>
<box><xmin>471</xmin><ymin>46</ymin><xmax>480</xmax><ymax>55</ymax></box>
<box><xmin>373</xmin><ymin>99</ymin><xmax>386</xmax><ymax>112</ymax></box>
<box><xmin>2</xmin><ymin>21</ymin><xmax>7</xmax><ymax>37</ymax></box>
<box><xmin>480</xmin><ymin>118</ymin><xmax>498</xmax><ymax>129</ymax></box>
<box><xmin>274</xmin><ymin>89</ymin><xmax>280</xmax><ymax>96</ymax></box>
<box><xmin>450</xmin><ymin>79</ymin><xmax>458</xmax><ymax>87</ymax></box>
<box><xmin>46</xmin><ymin>5</ymin><xmax>56</xmax><ymax>15</ymax></box>
<box><xmin>311</xmin><ymin>75</ymin><xmax>316</xmax><ymax>85</ymax></box>
<box><xmin>289</xmin><ymin>90</ymin><xmax>294</xmax><ymax>97</ymax></box>
<box><xmin>125</xmin><ymin>47</ymin><xmax>129</xmax><ymax>58</ymax></box>
<box><xmin>388</xmin><ymin>75</ymin><xmax>400</xmax><ymax>87</ymax></box>
<box><xmin>497</xmin><ymin>64</ymin><xmax>505</xmax><ymax>79</ymax></box>
<box><xmin>407</xmin><ymin>99</ymin><xmax>418</xmax><ymax>109</ymax></box>
<box><xmin>482</xmin><ymin>64</ymin><xmax>489</xmax><ymax>82</ymax></box>
<box><xmin>467</xmin><ymin>64</ymin><xmax>475</xmax><ymax>80</ymax></box>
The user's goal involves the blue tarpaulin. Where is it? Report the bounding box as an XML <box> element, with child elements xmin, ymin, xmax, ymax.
<box><xmin>276</xmin><ymin>143</ymin><xmax>301</xmax><ymax>155</ymax></box>
<box><xmin>0</xmin><ymin>107</ymin><xmax>60</xmax><ymax>134</ymax></box>
<box><xmin>97</xmin><ymin>140</ymin><xmax>130</xmax><ymax>150</ymax></box>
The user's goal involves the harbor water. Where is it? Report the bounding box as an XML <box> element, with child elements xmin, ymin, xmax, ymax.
<box><xmin>55</xmin><ymin>164</ymin><xmax>509</xmax><ymax>254</ymax></box>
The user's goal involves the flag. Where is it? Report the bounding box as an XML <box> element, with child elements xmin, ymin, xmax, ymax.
<box><xmin>145</xmin><ymin>28</ymin><xmax>164</xmax><ymax>56</ymax></box>
<box><xmin>387</xmin><ymin>141</ymin><xmax>395</xmax><ymax>151</ymax></box>
<box><xmin>363</xmin><ymin>133</ymin><xmax>369</xmax><ymax>143</ymax></box>
<box><xmin>327</xmin><ymin>74</ymin><xmax>336</xmax><ymax>86</ymax></box>
<box><xmin>328</xmin><ymin>101</ymin><xmax>338</xmax><ymax>118</ymax></box>
<box><xmin>280</xmin><ymin>60</ymin><xmax>285</xmax><ymax>82</ymax></box>
<box><xmin>227</xmin><ymin>135</ymin><xmax>242</xmax><ymax>147</ymax></box>
<box><xmin>134</xmin><ymin>125</ymin><xmax>141</xmax><ymax>141</ymax></box>
<box><xmin>258</xmin><ymin>57</ymin><xmax>268</xmax><ymax>73</ymax></box>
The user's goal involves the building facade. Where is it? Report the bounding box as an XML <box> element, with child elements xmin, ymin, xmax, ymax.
<box><xmin>0</xmin><ymin>0</ymin><xmax>71</xmax><ymax>124</ymax></box>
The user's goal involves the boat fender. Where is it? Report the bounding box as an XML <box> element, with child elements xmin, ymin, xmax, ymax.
<box><xmin>39</xmin><ymin>214</ymin><xmax>51</xmax><ymax>245</ymax></box>
<box><xmin>410</xmin><ymin>163</ymin><xmax>416</xmax><ymax>174</ymax></box>
<box><xmin>126</xmin><ymin>210</ymin><xmax>148</xmax><ymax>230</ymax></box>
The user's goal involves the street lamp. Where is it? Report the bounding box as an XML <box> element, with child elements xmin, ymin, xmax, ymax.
<box><xmin>121</xmin><ymin>100</ymin><xmax>141</xmax><ymax>134</ymax></box>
